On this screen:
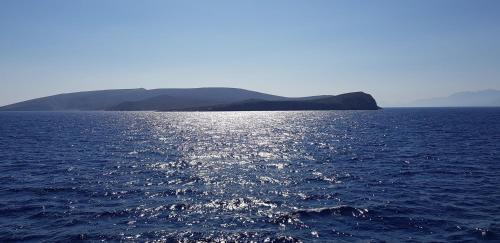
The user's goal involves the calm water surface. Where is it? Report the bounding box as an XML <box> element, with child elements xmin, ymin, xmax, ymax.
<box><xmin>0</xmin><ymin>108</ymin><xmax>499</xmax><ymax>242</ymax></box>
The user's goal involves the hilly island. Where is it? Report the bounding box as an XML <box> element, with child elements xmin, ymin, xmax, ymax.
<box><xmin>0</xmin><ymin>88</ymin><xmax>380</xmax><ymax>111</ymax></box>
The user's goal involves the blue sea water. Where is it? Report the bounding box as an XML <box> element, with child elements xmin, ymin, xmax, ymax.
<box><xmin>0</xmin><ymin>108</ymin><xmax>499</xmax><ymax>242</ymax></box>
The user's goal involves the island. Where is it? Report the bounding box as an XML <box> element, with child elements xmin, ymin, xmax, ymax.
<box><xmin>0</xmin><ymin>88</ymin><xmax>380</xmax><ymax>111</ymax></box>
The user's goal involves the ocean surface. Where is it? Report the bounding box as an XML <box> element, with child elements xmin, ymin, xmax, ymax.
<box><xmin>0</xmin><ymin>108</ymin><xmax>499</xmax><ymax>242</ymax></box>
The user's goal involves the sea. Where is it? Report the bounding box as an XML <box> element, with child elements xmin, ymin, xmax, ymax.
<box><xmin>0</xmin><ymin>108</ymin><xmax>499</xmax><ymax>242</ymax></box>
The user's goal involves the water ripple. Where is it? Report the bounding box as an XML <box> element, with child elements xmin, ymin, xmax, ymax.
<box><xmin>0</xmin><ymin>109</ymin><xmax>499</xmax><ymax>242</ymax></box>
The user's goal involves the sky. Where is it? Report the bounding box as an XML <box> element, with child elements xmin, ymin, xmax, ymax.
<box><xmin>1</xmin><ymin>0</ymin><xmax>499</xmax><ymax>107</ymax></box>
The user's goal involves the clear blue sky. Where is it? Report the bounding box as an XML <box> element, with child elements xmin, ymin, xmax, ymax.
<box><xmin>1</xmin><ymin>0</ymin><xmax>499</xmax><ymax>106</ymax></box>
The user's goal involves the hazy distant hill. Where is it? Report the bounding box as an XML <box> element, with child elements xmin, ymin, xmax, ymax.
<box><xmin>0</xmin><ymin>88</ymin><xmax>379</xmax><ymax>111</ymax></box>
<box><xmin>410</xmin><ymin>89</ymin><xmax>500</xmax><ymax>107</ymax></box>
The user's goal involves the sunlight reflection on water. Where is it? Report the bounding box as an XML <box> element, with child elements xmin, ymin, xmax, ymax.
<box><xmin>0</xmin><ymin>109</ymin><xmax>499</xmax><ymax>242</ymax></box>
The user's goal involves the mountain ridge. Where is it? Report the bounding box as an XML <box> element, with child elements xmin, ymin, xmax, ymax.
<box><xmin>409</xmin><ymin>89</ymin><xmax>500</xmax><ymax>107</ymax></box>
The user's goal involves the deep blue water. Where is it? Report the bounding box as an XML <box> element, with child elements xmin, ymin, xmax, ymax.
<box><xmin>0</xmin><ymin>108</ymin><xmax>499</xmax><ymax>242</ymax></box>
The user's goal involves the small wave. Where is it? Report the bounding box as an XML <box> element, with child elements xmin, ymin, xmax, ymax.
<box><xmin>301</xmin><ymin>193</ymin><xmax>339</xmax><ymax>201</ymax></box>
<box><xmin>446</xmin><ymin>226</ymin><xmax>499</xmax><ymax>241</ymax></box>
<box><xmin>268</xmin><ymin>205</ymin><xmax>370</xmax><ymax>228</ymax></box>
<box><xmin>293</xmin><ymin>205</ymin><xmax>370</xmax><ymax>218</ymax></box>
<box><xmin>203</xmin><ymin>197</ymin><xmax>278</xmax><ymax>212</ymax></box>
<box><xmin>468</xmin><ymin>227</ymin><xmax>498</xmax><ymax>241</ymax></box>
<box><xmin>118</xmin><ymin>230</ymin><xmax>303</xmax><ymax>243</ymax></box>
<box><xmin>270</xmin><ymin>213</ymin><xmax>304</xmax><ymax>227</ymax></box>
<box><xmin>0</xmin><ymin>204</ymin><xmax>43</xmax><ymax>216</ymax></box>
